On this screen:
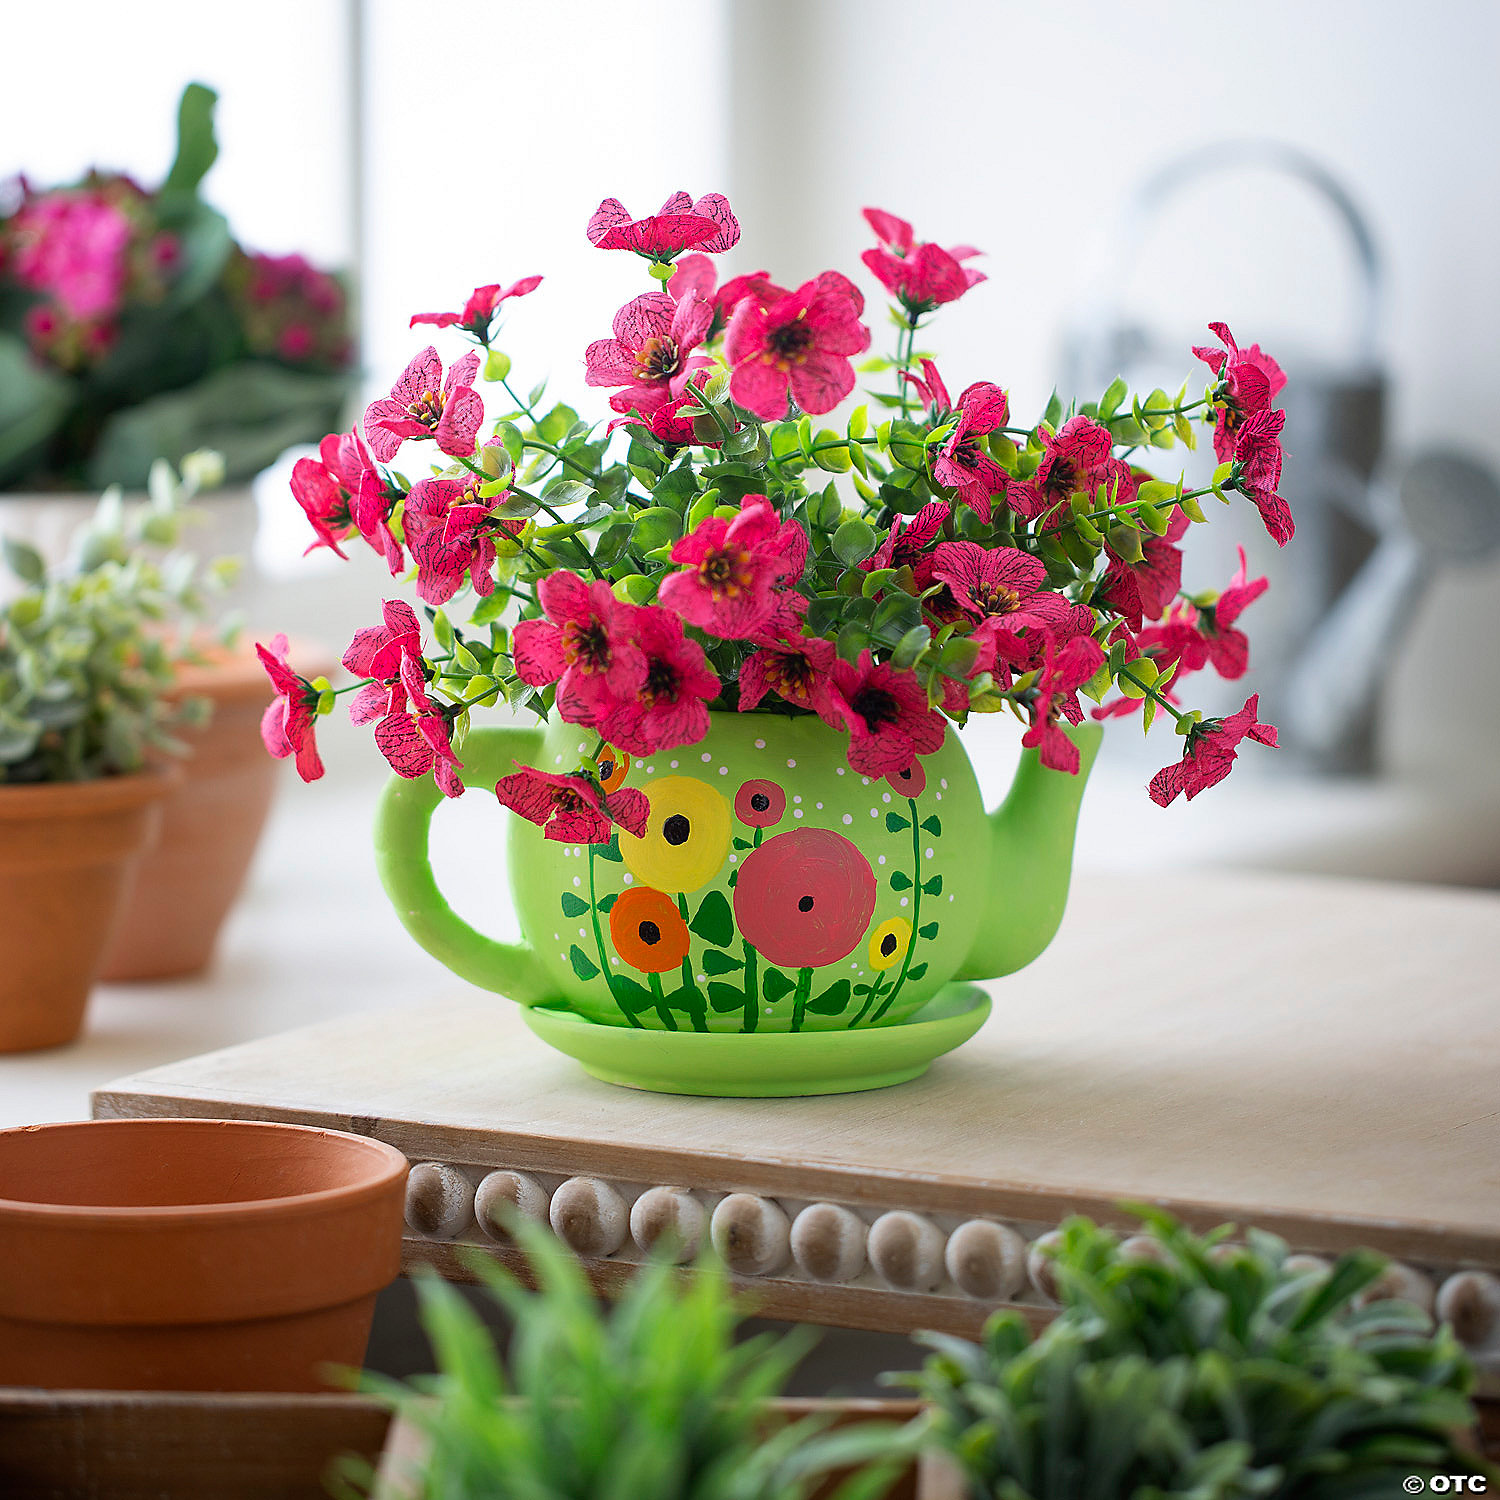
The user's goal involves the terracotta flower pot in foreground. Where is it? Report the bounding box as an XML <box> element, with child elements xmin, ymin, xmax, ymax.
<box><xmin>101</xmin><ymin>648</ymin><xmax>291</xmax><ymax>982</ymax></box>
<box><xmin>0</xmin><ymin>1119</ymin><xmax>409</xmax><ymax>1392</ymax></box>
<box><xmin>0</xmin><ymin>767</ymin><xmax>178</xmax><ymax>1052</ymax></box>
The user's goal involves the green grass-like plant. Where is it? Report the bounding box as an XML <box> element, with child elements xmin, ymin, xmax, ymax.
<box><xmin>898</xmin><ymin>1210</ymin><xmax>1492</xmax><ymax>1499</ymax></box>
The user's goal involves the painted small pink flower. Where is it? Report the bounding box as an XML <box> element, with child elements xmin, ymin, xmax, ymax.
<box><xmin>861</xmin><ymin>208</ymin><xmax>986</xmax><ymax>310</ymax></box>
<box><xmin>658</xmin><ymin>497</ymin><xmax>807</xmax><ymax>640</ymax></box>
<box><xmin>1149</xmin><ymin>694</ymin><xmax>1278</xmax><ymax>807</ymax></box>
<box><xmin>733</xmin><ymin>827</ymin><xmax>877</xmax><ymax>969</ymax></box>
<box><xmin>724</xmin><ymin>272</ymin><xmax>871</xmax><ymax>419</ymax></box>
<box><xmin>256</xmin><ymin>634</ymin><xmax>324</xmax><ymax>783</ymax></box>
<box><xmin>494</xmin><ymin>762</ymin><xmax>649</xmax><ymax>844</ymax></box>
<box><xmin>736</xmin><ymin>635</ymin><xmax>842</xmax><ymax>722</ymax></box>
<box><xmin>511</xmin><ymin>571</ymin><xmax>646</xmax><ymax>712</ymax></box>
<box><xmin>1234</xmin><ymin>408</ymin><xmax>1294</xmax><ymax>546</ymax></box>
<box><xmin>1006</xmin><ymin>416</ymin><xmax>1118</xmax><ymax>523</ymax></box>
<box><xmin>363</xmin><ymin>346</ymin><xmax>483</xmax><ymax>462</ymax></box>
<box><xmin>372</xmin><ymin>654</ymin><xmax>464</xmax><ymax>799</ymax></box>
<box><xmin>1193</xmin><ymin>322</ymin><xmax>1287</xmax><ymax>463</ymax></box>
<box><xmin>585</xmin><ymin>290</ymin><xmax>713</xmax><ymax>415</ymax></box>
<box><xmin>409</xmin><ymin>275</ymin><xmax>542</xmax><ymax>336</ymax></box>
<box><xmin>402</xmin><ymin>476</ymin><xmax>507</xmax><ymax>606</ymax></box>
<box><xmin>829</xmin><ymin>651</ymin><xmax>947</xmax><ymax>778</ymax></box>
<box><xmin>735</xmin><ymin>778</ymin><xmax>786</xmax><ymax>828</ymax></box>
<box><xmin>886</xmin><ymin>759</ymin><xmax>927</xmax><ymax>797</ymax></box>
<box><xmin>586</xmin><ymin>191</ymin><xmax>739</xmax><ymax>260</ymax></box>
<box><xmin>668</xmin><ymin>255</ymin><xmax>785</xmax><ymax>340</ymax></box>
<box><xmin>594</xmin><ymin>606</ymin><xmax>721</xmax><ymax>755</ymax></box>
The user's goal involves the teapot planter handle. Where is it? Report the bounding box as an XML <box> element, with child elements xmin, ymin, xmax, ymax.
<box><xmin>374</xmin><ymin>724</ymin><xmax>553</xmax><ymax>1005</ymax></box>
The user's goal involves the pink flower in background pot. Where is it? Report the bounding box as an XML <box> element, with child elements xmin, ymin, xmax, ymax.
<box><xmin>363</xmin><ymin>346</ymin><xmax>483</xmax><ymax>461</ymax></box>
<box><xmin>595</xmin><ymin>607</ymin><xmax>720</xmax><ymax>755</ymax></box>
<box><xmin>585</xmin><ymin>290</ymin><xmax>713</xmax><ymax>414</ymax></box>
<box><xmin>255</xmin><ymin>634</ymin><xmax>324</xmax><ymax>783</ymax></box>
<box><xmin>861</xmin><ymin>207</ymin><xmax>985</xmax><ymax>310</ymax></box>
<box><xmin>736</xmin><ymin>634</ymin><xmax>842</xmax><ymax>721</ymax></box>
<box><xmin>1234</xmin><ymin>408</ymin><xmax>1295</xmax><ymax>545</ymax></box>
<box><xmin>410</xmin><ymin>275</ymin><xmax>542</xmax><ymax>336</ymax></box>
<box><xmin>829</xmin><ymin>651</ymin><xmax>946</xmax><ymax>778</ymax></box>
<box><xmin>725</xmin><ymin>272</ymin><xmax>871</xmax><ymax>419</ymax></box>
<box><xmin>511</xmin><ymin>571</ymin><xmax>646</xmax><ymax>711</ymax></box>
<box><xmin>733</xmin><ymin>827</ymin><xmax>877</xmax><ymax>969</ymax></box>
<box><xmin>658</xmin><ymin>496</ymin><xmax>806</xmax><ymax>639</ymax></box>
<box><xmin>494</xmin><ymin>763</ymin><xmax>648</xmax><ymax>843</ymax></box>
<box><xmin>1149</xmin><ymin>694</ymin><xmax>1279</xmax><ymax>806</ymax></box>
<box><xmin>373</xmin><ymin>655</ymin><xmax>463</xmax><ymax>799</ymax></box>
<box><xmin>10</xmin><ymin>190</ymin><xmax>132</xmax><ymax>321</ymax></box>
<box><xmin>1194</xmin><ymin>320</ymin><xmax>1287</xmax><ymax>463</ymax></box>
<box><xmin>586</xmin><ymin>191</ymin><xmax>740</xmax><ymax>259</ymax></box>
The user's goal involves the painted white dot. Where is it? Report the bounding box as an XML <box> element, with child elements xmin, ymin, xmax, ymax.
<box><xmin>792</xmin><ymin>795</ymin><xmax>802</xmax><ymax>804</ymax></box>
<box><xmin>645</xmin><ymin>765</ymin><xmax>656</xmax><ymax>775</ymax></box>
<box><xmin>670</xmin><ymin>759</ymin><xmax>679</xmax><ymax>768</ymax></box>
<box><xmin>940</xmin><ymin>777</ymin><xmax>948</xmax><ymax>789</ymax></box>
<box><xmin>793</xmin><ymin>808</ymin><xmax>804</xmax><ymax>819</ymax></box>
<box><xmin>786</xmin><ymin>758</ymin><xmax>797</xmax><ymax>768</ymax></box>
<box><xmin>835</xmin><ymin>767</ymin><xmax>846</xmax><ymax>776</ymax></box>
<box><xmin>815</xmin><ymin>801</ymin><xmax>823</xmax><ymax>810</ymax></box>
<box><xmin>899</xmin><ymin>896</ymin><xmax>910</xmax><ymax>907</ymax></box>
<box><xmin>611</xmin><ymin>956</ymin><xmax>620</xmax><ymax>965</ymax></box>
<box><xmin>696</xmin><ymin>974</ymin><xmax>706</xmax><ymax>983</ymax></box>
<box><xmin>947</xmin><ymin>893</ymin><xmax>955</xmax><ymax>902</ymax></box>
<box><xmin>578</xmin><ymin>927</ymin><xmax>588</xmax><ymax>938</ymax></box>
<box><xmin>554</xmin><ymin>754</ymin><xmax>563</xmax><ymax>765</ymax></box>
<box><xmin>935</xmin><ymin>791</ymin><xmax>942</xmax><ymax>801</ymax></box>
<box><xmin>881</xmin><ymin>792</ymin><xmax>891</xmax><ymax>803</ymax></box>
<box><xmin>754</xmin><ymin>738</ymin><xmax>766</xmax><ymax>749</ymax></box>
<box><xmin>841</xmin><ymin>813</ymin><xmax>853</xmax><ymax>825</ymax></box>
<box><xmin>765</xmin><ymin>1005</ymin><xmax>773</xmax><ymax>1014</ymax></box>
<box><xmin>728</xmin><ymin>853</ymin><xmax>738</xmax><ymax>862</ymax></box>
<box><xmin>623</xmin><ymin>873</ymin><xmax>634</xmax><ymax>884</ymax></box>
<box><xmin>861</xmin><ymin>777</ymin><xmax>871</xmax><ymax>786</ymax></box>
<box><xmin>701</xmin><ymin>752</ymin><xmax>712</xmax><ymax>762</ymax></box>
<box><xmin>925</xmin><ymin>848</ymin><xmax>935</xmax><ymax>859</ymax></box>
<box><xmin>877</xmin><ymin>855</ymin><xmax>886</xmax><ymax>865</ymax></box>
<box><xmin>572</xmin><ymin>876</ymin><xmax>582</xmax><ymax>888</ymax></box>
<box><xmin>717</xmin><ymin>765</ymin><xmax>728</xmax><ymax>775</ymax></box>
<box><xmin>559</xmin><ymin>951</ymin><xmax>568</xmax><ymax>960</ymax></box>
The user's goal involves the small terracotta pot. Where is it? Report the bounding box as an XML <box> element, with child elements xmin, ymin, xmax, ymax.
<box><xmin>101</xmin><ymin>649</ymin><xmax>291</xmax><ymax>982</ymax></box>
<box><xmin>0</xmin><ymin>768</ymin><xmax>177</xmax><ymax>1052</ymax></box>
<box><xmin>0</xmin><ymin>1118</ymin><xmax>409</xmax><ymax>1392</ymax></box>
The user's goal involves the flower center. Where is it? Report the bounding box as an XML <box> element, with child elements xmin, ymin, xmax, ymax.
<box><xmin>662</xmin><ymin>813</ymin><xmax>691</xmax><ymax>845</ymax></box>
<box><xmin>637</xmin><ymin>920</ymin><xmax>662</xmax><ymax>945</ymax></box>
<box><xmin>406</xmin><ymin>388</ymin><xmax>447</xmax><ymax>429</ymax></box>
<box><xmin>880</xmin><ymin>932</ymin><xmax>899</xmax><ymax>956</ymax></box>
<box><xmin>699</xmin><ymin>543</ymin><xmax>754</xmax><ymax>598</ymax></box>
<box><xmin>750</xmin><ymin>792</ymin><xmax>770</xmax><ymax>812</ymax></box>
<box><xmin>642</xmin><ymin>657</ymin><xmax>681</xmax><ymax>704</ymax></box>
<box><xmin>797</xmin><ymin>895</ymin><xmax>815</xmax><ymax>912</ymax></box>
<box><xmin>764</xmin><ymin>651</ymin><xmax>814</xmax><ymax>703</ymax></box>
<box><xmin>1043</xmin><ymin>458</ymin><xmax>1076</xmax><ymax>498</ymax></box>
<box><xmin>562</xmin><ymin>619</ymin><xmax>612</xmax><ymax>673</ymax></box>
<box><xmin>973</xmin><ymin>582</ymin><xmax>1022</xmax><ymax>616</ymax></box>
<box><xmin>851</xmin><ymin>686</ymin><xmax>900</xmax><ymax>731</ymax></box>
<box><xmin>633</xmin><ymin>335</ymin><xmax>681</xmax><ymax>382</ymax></box>
<box><xmin>765</xmin><ymin>318</ymin><xmax>813</xmax><ymax>369</ymax></box>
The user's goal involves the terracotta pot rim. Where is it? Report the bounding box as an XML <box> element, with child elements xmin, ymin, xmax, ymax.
<box><xmin>0</xmin><ymin>1119</ymin><xmax>409</xmax><ymax>1225</ymax></box>
<box><xmin>0</xmin><ymin>764</ymin><xmax>182</xmax><ymax>820</ymax></box>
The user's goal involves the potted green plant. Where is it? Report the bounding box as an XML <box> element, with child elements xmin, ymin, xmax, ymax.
<box><xmin>0</xmin><ymin>81</ymin><xmax>352</xmax><ymax>584</ymax></box>
<box><xmin>253</xmin><ymin>192</ymin><xmax>1291</xmax><ymax>1094</ymax></box>
<box><xmin>0</xmin><ymin>453</ymin><xmax>228</xmax><ymax>1049</ymax></box>
<box><xmin>336</xmin><ymin>1219</ymin><xmax>910</xmax><ymax>1500</ymax></box>
<box><xmin>896</xmin><ymin>1211</ymin><xmax>1495</xmax><ymax>1498</ymax></box>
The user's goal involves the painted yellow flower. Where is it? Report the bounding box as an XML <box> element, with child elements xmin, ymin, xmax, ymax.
<box><xmin>868</xmin><ymin>916</ymin><xmax>912</xmax><ymax>972</ymax></box>
<box><xmin>618</xmin><ymin>776</ymin><xmax>731</xmax><ymax>894</ymax></box>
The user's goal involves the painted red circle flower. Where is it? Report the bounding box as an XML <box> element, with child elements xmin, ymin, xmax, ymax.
<box><xmin>733</xmin><ymin>828</ymin><xmax>876</xmax><ymax>968</ymax></box>
<box><xmin>734</xmin><ymin>778</ymin><xmax>786</xmax><ymax>828</ymax></box>
<box><xmin>609</xmin><ymin>886</ymin><xmax>690</xmax><ymax>973</ymax></box>
<box><xmin>886</xmin><ymin>759</ymin><xmax>927</xmax><ymax>797</ymax></box>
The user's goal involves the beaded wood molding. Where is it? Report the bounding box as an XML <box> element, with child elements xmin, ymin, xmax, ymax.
<box><xmin>399</xmin><ymin>1159</ymin><xmax>1500</xmax><ymax>1366</ymax></box>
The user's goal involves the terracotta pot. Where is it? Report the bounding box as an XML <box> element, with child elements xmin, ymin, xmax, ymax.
<box><xmin>0</xmin><ymin>1118</ymin><xmax>409</xmax><ymax>1393</ymax></box>
<box><xmin>0</xmin><ymin>768</ymin><xmax>178</xmax><ymax>1052</ymax></box>
<box><xmin>101</xmin><ymin>649</ymin><xmax>289</xmax><ymax>982</ymax></box>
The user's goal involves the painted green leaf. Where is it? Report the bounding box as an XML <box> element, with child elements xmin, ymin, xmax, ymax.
<box><xmin>707</xmin><ymin>982</ymin><xmax>745</xmax><ymax>1014</ymax></box>
<box><xmin>732</xmin><ymin>836</ymin><xmax>753</xmax><ymax>851</ymax></box>
<box><xmin>921</xmin><ymin>816</ymin><xmax>942</xmax><ymax>836</ymax></box>
<box><xmin>595</xmin><ymin>835</ymin><xmax>623</xmax><ymax>863</ymax></box>
<box><xmin>702</xmin><ymin>949</ymin><xmax>744</xmax><ymax>975</ymax></box>
<box><xmin>596</xmin><ymin>892</ymin><xmax>618</xmax><ymax>914</ymax></box>
<box><xmin>918</xmin><ymin>922</ymin><xmax>939</xmax><ymax>941</ymax></box>
<box><xmin>611</xmin><ymin>975</ymin><xmax>652</xmax><ymax>1014</ymax></box>
<box><xmin>727</xmin><ymin>870</ymin><xmax>738</xmax><ymax>888</ymax></box>
<box><xmin>906</xmin><ymin>962</ymin><xmax>929</xmax><ymax>983</ymax></box>
<box><xmin>568</xmin><ymin>945</ymin><xmax>600</xmax><ymax>981</ymax></box>
<box><xmin>560</xmin><ymin>892</ymin><xmax>590</xmax><ymax>918</ymax></box>
<box><xmin>922</xmin><ymin>875</ymin><xmax>943</xmax><ymax>896</ymax></box>
<box><xmin>885</xmin><ymin>812</ymin><xmax>909</xmax><ymax>832</ymax></box>
<box><xmin>808</xmin><ymin>980</ymin><xmax>852</xmax><ymax>1016</ymax></box>
<box><xmin>763</xmin><ymin>968</ymin><xmax>796</xmax><ymax>1003</ymax></box>
<box><xmin>890</xmin><ymin>870</ymin><xmax>913</xmax><ymax>890</ymax></box>
<box><xmin>688</xmin><ymin>889</ymin><xmax>734</xmax><ymax>946</ymax></box>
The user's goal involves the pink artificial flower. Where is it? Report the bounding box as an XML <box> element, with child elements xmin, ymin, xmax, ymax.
<box><xmin>256</xmin><ymin>634</ymin><xmax>324</xmax><ymax>783</ymax></box>
<box><xmin>829</xmin><ymin>651</ymin><xmax>946</xmax><ymax>778</ymax></box>
<box><xmin>493</xmin><ymin>763</ymin><xmax>649</xmax><ymax>844</ymax></box>
<box><xmin>606</xmin><ymin>390</ymin><xmax>721</xmax><ymax>450</ymax></box>
<box><xmin>402</xmin><ymin>473</ymin><xmax>514</xmax><ymax>606</ymax></box>
<box><xmin>1021</xmin><ymin>634</ymin><xmax>1107</xmax><ymax>774</ymax></box>
<box><xmin>861</xmin><ymin>208</ymin><xmax>985</xmax><ymax>310</ymax></box>
<box><xmin>511</xmin><ymin>571</ymin><xmax>646</xmax><ymax>717</ymax></box>
<box><xmin>1193</xmin><ymin>322</ymin><xmax>1287</xmax><ymax>463</ymax></box>
<box><xmin>363</xmin><ymin>346</ymin><xmax>483</xmax><ymax>462</ymax></box>
<box><xmin>409</xmin><ymin>275</ymin><xmax>542</xmax><ymax>336</ymax></box>
<box><xmin>724</xmin><ymin>272</ymin><xmax>871</xmax><ymax>419</ymax></box>
<box><xmin>290</xmin><ymin>428</ymin><xmax>394</xmax><ymax>566</ymax></box>
<box><xmin>1137</xmin><ymin>547</ymin><xmax>1268</xmax><ymax>683</ymax></box>
<box><xmin>373</xmin><ymin>654</ymin><xmax>464</xmax><ymax>799</ymax></box>
<box><xmin>861</xmin><ymin>500</ymin><xmax>950</xmax><ymax>575</ymax></box>
<box><xmin>1099</xmin><ymin>506</ymin><xmax>1189</xmax><ymax>630</ymax></box>
<box><xmin>594</xmin><ymin>606</ymin><xmax>720</xmax><ymax>755</ymax></box>
<box><xmin>1149</xmin><ymin>693</ymin><xmax>1278</xmax><ymax>807</ymax></box>
<box><xmin>586</xmin><ymin>191</ymin><xmax>739</xmax><ymax>260</ymax></box>
<box><xmin>668</xmin><ymin>254</ymin><xmax>785</xmax><ymax>340</ymax></box>
<box><xmin>658</xmin><ymin>496</ymin><xmax>806</xmax><ymax>640</ymax></box>
<box><xmin>903</xmin><ymin>361</ymin><xmax>1010</xmax><ymax>521</ymax></box>
<box><xmin>584</xmin><ymin>290</ymin><xmax>713</xmax><ymax>415</ymax></box>
<box><xmin>931</xmin><ymin>541</ymin><xmax>1085</xmax><ymax>636</ymax></box>
<box><xmin>1007</xmin><ymin>415</ymin><xmax>1117</xmax><ymax>523</ymax></box>
<box><xmin>736</xmin><ymin>634</ymin><xmax>842</xmax><ymax>722</ymax></box>
<box><xmin>1233</xmin><ymin>408</ymin><xmax>1294</xmax><ymax>546</ymax></box>
<box><xmin>342</xmin><ymin>599</ymin><xmax>423</xmax><ymax>725</ymax></box>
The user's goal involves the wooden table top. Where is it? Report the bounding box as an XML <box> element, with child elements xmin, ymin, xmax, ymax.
<box><xmin>95</xmin><ymin>869</ymin><xmax>1500</xmax><ymax>1341</ymax></box>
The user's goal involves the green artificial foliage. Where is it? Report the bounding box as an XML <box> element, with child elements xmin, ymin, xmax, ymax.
<box><xmin>898</xmin><ymin>1211</ymin><xmax>1494</xmax><ymax>1500</ymax></box>
<box><xmin>0</xmin><ymin>452</ymin><xmax>234</xmax><ymax>782</ymax></box>
<box><xmin>332</xmin><ymin>1219</ymin><xmax>902</xmax><ymax>1500</ymax></box>
<box><xmin>0</xmin><ymin>84</ymin><xmax>352</xmax><ymax>491</ymax></box>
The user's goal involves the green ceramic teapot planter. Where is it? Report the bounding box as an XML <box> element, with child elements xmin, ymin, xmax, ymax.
<box><xmin>375</xmin><ymin>712</ymin><xmax>1100</xmax><ymax>1096</ymax></box>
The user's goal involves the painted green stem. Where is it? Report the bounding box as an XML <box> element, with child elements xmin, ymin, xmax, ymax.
<box><xmin>871</xmin><ymin>796</ymin><xmax>924</xmax><ymax>1024</ymax></box>
<box><xmin>677</xmin><ymin>893</ymin><xmax>708</xmax><ymax>1032</ymax></box>
<box><xmin>589</xmin><ymin>846</ymin><xmax>640</xmax><ymax>1028</ymax></box>
<box><xmin>647</xmin><ymin>971</ymin><xmax>676</xmax><ymax>1031</ymax></box>
<box><xmin>851</xmin><ymin>969</ymin><xmax>886</xmax><ymax>1027</ymax></box>
<box><xmin>791</xmin><ymin>966</ymin><xmax>813</xmax><ymax>1032</ymax></box>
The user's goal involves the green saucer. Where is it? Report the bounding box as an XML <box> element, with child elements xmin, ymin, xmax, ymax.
<box><xmin>521</xmin><ymin>984</ymin><xmax>992</xmax><ymax>1097</ymax></box>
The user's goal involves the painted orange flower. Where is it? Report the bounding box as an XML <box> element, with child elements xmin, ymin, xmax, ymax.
<box><xmin>609</xmin><ymin>886</ymin><xmax>690</xmax><ymax>973</ymax></box>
